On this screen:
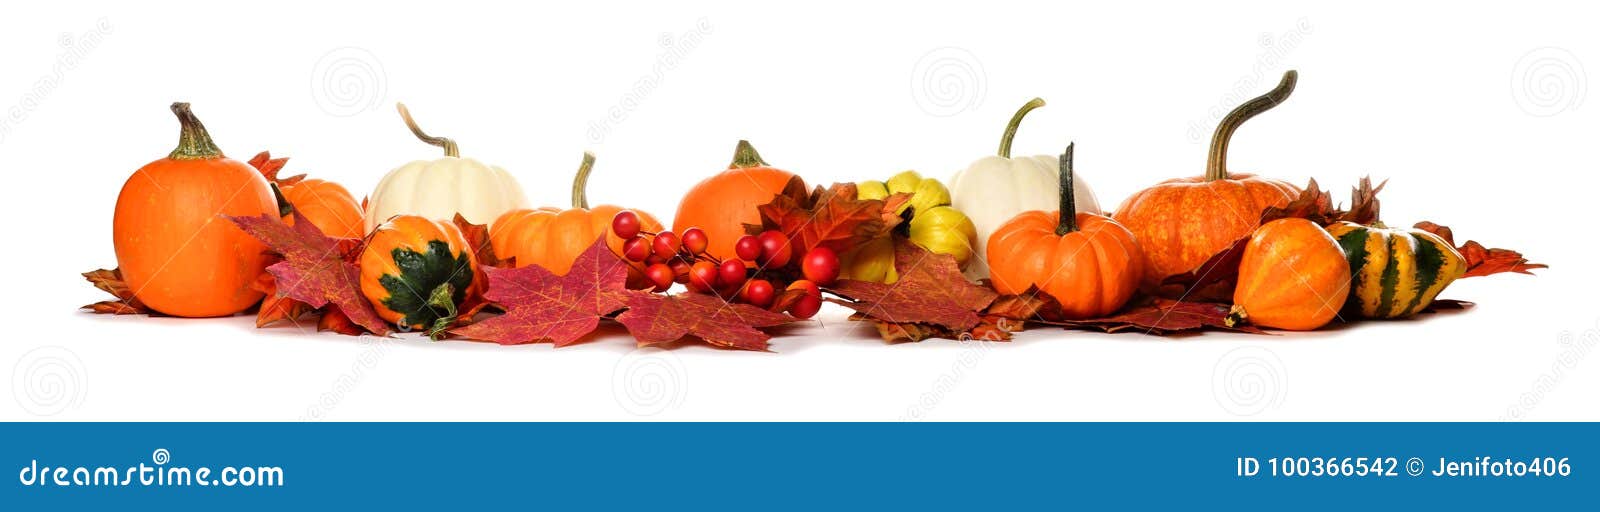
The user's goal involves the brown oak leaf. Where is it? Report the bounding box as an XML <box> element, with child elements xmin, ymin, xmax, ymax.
<box><xmin>228</xmin><ymin>212</ymin><xmax>392</xmax><ymax>336</ymax></box>
<box><xmin>452</xmin><ymin>213</ymin><xmax>512</xmax><ymax>268</ymax></box>
<box><xmin>247</xmin><ymin>150</ymin><xmax>305</xmax><ymax>187</ymax></box>
<box><xmin>80</xmin><ymin>268</ymin><xmax>156</xmax><ymax>315</ymax></box>
<box><xmin>1056</xmin><ymin>298</ymin><xmax>1268</xmax><ymax>335</ymax></box>
<box><xmin>1337</xmin><ymin>176</ymin><xmax>1386</xmax><ymax>226</ymax></box>
<box><xmin>613</xmin><ymin>292</ymin><xmax>797</xmax><ymax>351</ymax></box>
<box><xmin>1260</xmin><ymin>178</ymin><xmax>1336</xmax><ymax>225</ymax></box>
<box><xmin>1413</xmin><ymin>222</ymin><xmax>1546</xmax><ymax>278</ymax></box>
<box><xmin>827</xmin><ymin>243</ymin><xmax>998</xmax><ymax>333</ymax></box>
<box><xmin>748</xmin><ymin>176</ymin><xmax>911</xmax><ymax>256</ymax></box>
<box><xmin>451</xmin><ymin>237</ymin><xmax>630</xmax><ymax>346</ymax></box>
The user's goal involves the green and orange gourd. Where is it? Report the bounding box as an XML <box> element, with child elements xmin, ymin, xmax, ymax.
<box><xmin>359</xmin><ymin>215</ymin><xmax>481</xmax><ymax>331</ymax></box>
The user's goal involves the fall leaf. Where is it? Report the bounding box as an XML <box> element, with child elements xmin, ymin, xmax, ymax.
<box><xmin>1055</xmin><ymin>298</ymin><xmax>1267</xmax><ymax>335</ymax></box>
<box><xmin>452</xmin><ymin>213</ymin><xmax>512</xmax><ymax>268</ymax></box>
<box><xmin>1413</xmin><ymin>222</ymin><xmax>1546</xmax><ymax>278</ymax></box>
<box><xmin>1158</xmin><ymin>237</ymin><xmax>1249</xmax><ymax>303</ymax></box>
<box><xmin>827</xmin><ymin>243</ymin><xmax>999</xmax><ymax>334</ymax></box>
<box><xmin>1260</xmin><ymin>178</ymin><xmax>1337</xmax><ymax>225</ymax></box>
<box><xmin>247</xmin><ymin>151</ymin><xmax>305</xmax><ymax>187</ymax></box>
<box><xmin>81</xmin><ymin>268</ymin><xmax>156</xmax><ymax>315</ymax></box>
<box><xmin>748</xmin><ymin>176</ymin><xmax>911</xmax><ymax>256</ymax></box>
<box><xmin>1337</xmin><ymin>176</ymin><xmax>1386</xmax><ymax>226</ymax></box>
<box><xmin>251</xmin><ymin>266</ymin><xmax>312</xmax><ymax>328</ymax></box>
<box><xmin>450</xmin><ymin>237</ymin><xmax>631</xmax><ymax>346</ymax></box>
<box><xmin>613</xmin><ymin>291</ymin><xmax>796</xmax><ymax>351</ymax></box>
<box><xmin>228</xmin><ymin>212</ymin><xmax>392</xmax><ymax>336</ymax></box>
<box><xmin>317</xmin><ymin>308</ymin><xmax>365</xmax><ymax>336</ymax></box>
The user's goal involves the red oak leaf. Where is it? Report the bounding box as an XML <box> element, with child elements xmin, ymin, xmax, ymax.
<box><xmin>613</xmin><ymin>291</ymin><xmax>796</xmax><ymax>351</ymax></box>
<box><xmin>1413</xmin><ymin>222</ymin><xmax>1546</xmax><ymax>278</ymax></box>
<box><xmin>228</xmin><ymin>212</ymin><xmax>392</xmax><ymax>336</ymax></box>
<box><xmin>749</xmin><ymin>177</ymin><xmax>910</xmax><ymax>256</ymax></box>
<box><xmin>827</xmin><ymin>243</ymin><xmax>998</xmax><ymax>333</ymax></box>
<box><xmin>450</xmin><ymin>237</ymin><xmax>631</xmax><ymax>346</ymax></box>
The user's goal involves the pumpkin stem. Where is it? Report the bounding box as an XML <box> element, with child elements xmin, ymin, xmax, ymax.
<box><xmin>728</xmin><ymin>140</ymin><xmax>768</xmax><ymax>168</ymax></box>
<box><xmin>396</xmin><ymin>103</ymin><xmax>461</xmax><ymax>158</ymax></box>
<box><xmin>998</xmin><ymin>98</ymin><xmax>1046</xmax><ymax>158</ymax></box>
<box><xmin>1205</xmin><ymin>70</ymin><xmax>1297</xmax><ymax>182</ymax></box>
<box><xmin>269</xmin><ymin>183</ymin><xmax>294</xmax><ymax>217</ymax></box>
<box><xmin>571</xmin><ymin>152</ymin><xmax>597</xmax><ymax>209</ymax></box>
<box><xmin>1055</xmin><ymin>142</ymin><xmax>1078</xmax><ymax>236</ymax></box>
<box><xmin>167</xmin><ymin>102</ymin><xmax>223</xmax><ymax>160</ymax></box>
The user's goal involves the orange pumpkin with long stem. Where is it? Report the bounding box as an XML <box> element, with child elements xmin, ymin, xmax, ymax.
<box><xmin>112</xmin><ymin>103</ymin><xmax>279</xmax><ymax>317</ymax></box>
<box><xmin>987</xmin><ymin>143</ymin><xmax>1144</xmax><ymax>319</ymax></box>
<box><xmin>672</xmin><ymin>140</ymin><xmax>800</xmax><ymax>260</ymax></box>
<box><xmin>1231</xmin><ymin>218</ymin><xmax>1351</xmax><ymax>330</ymax></box>
<box><xmin>279</xmin><ymin>178</ymin><xmax>364</xmax><ymax>239</ymax></box>
<box><xmin>1113</xmin><ymin>71</ymin><xmax>1302</xmax><ymax>288</ymax></box>
<box><xmin>489</xmin><ymin>153</ymin><xmax>664</xmax><ymax>288</ymax></box>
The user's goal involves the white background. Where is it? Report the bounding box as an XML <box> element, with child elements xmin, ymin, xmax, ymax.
<box><xmin>1</xmin><ymin>0</ymin><xmax>1595</xmax><ymax>421</ymax></box>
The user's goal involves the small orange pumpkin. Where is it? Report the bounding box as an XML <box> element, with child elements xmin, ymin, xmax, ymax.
<box><xmin>1232</xmin><ymin>218</ymin><xmax>1351</xmax><ymax>331</ymax></box>
<box><xmin>280</xmin><ymin>178</ymin><xmax>364</xmax><ymax>239</ymax></box>
<box><xmin>1113</xmin><ymin>71</ymin><xmax>1303</xmax><ymax>288</ymax></box>
<box><xmin>359</xmin><ymin>215</ymin><xmax>481</xmax><ymax>330</ymax></box>
<box><xmin>672</xmin><ymin>140</ymin><xmax>801</xmax><ymax>260</ymax></box>
<box><xmin>489</xmin><ymin>153</ymin><xmax>664</xmax><ymax>288</ymax></box>
<box><xmin>113</xmin><ymin>103</ymin><xmax>278</xmax><ymax>318</ymax></box>
<box><xmin>988</xmin><ymin>144</ymin><xmax>1144</xmax><ymax>319</ymax></box>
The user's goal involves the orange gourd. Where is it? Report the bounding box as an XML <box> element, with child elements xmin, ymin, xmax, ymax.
<box><xmin>987</xmin><ymin>144</ymin><xmax>1144</xmax><ymax>319</ymax></box>
<box><xmin>112</xmin><ymin>103</ymin><xmax>278</xmax><ymax>318</ymax></box>
<box><xmin>359</xmin><ymin>215</ymin><xmax>481</xmax><ymax>330</ymax></box>
<box><xmin>280</xmin><ymin>178</ymin><xmax>364</xmax><ymax>239</ymax></box>
<box><xmin>489</xmin><ymin>153</ymin><xmax>664</xmax><ymax>288</ymax></box>
<box><xmin>1232</xmin><ymin>218</ymin><xmax>1351</xmax><ymax>331</ymax></box>
<box><xmin>672</xmin><ymin>140</ymin><xmax>801</xmax><ymax>260</ymax></box>
<box><xmin>1113</xmin><ymin>71</ymin><xmax>1302</xmax><ymax>288</ymax></box>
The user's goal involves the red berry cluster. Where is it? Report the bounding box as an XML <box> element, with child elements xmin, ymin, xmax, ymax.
<box><xmin>610</xmin><ymin>210</ymin><xmax>838</xmax><ymax>319</ymax></box>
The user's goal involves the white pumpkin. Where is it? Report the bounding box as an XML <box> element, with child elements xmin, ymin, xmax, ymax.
<box><xmin>947</xmin><ymin>98</ymin><xmax>1101</xmax><ymax>280</ymax></box>
<box><xmin>363</xmin><ymin>103</ymin><xmax>530</xmax><ymax>230</ymax></box>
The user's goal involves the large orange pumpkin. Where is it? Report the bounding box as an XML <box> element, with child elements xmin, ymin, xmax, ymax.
<box><xmin>988</xmin><ymin>144</ymin><xmax>1144</xmax><ymax>319</ymax></box>
<box><xmin>489</xmin><ymin>153</ymin><xmax>664</xmax><ymax>288</ymax></box>
<box><xmin>280</xmin><ymin>178</ymin><xmax>364</xmax><ymax>239</ymax></box>
<box><xmin>1113</xmin><ymin>71</ymin><xmax>1302</xmax><ymax>288</ymax></box>
<box><xmin>672</xmin><ymin>140</ymin><xmax>800</xmax><ymax>260</ymax></box>
<box><xmin>112</xmin><ymin>102</ymin><xmax>278</xmax><ymax>318</ymax></box>
<box><xmin>1232</xmin><ymin>218</ymin><xmax>1351</xmax><ymax>331</ymax></box>
<box><xmin>359</xmin><ymin>215</ymin><xmax>481</xmax><ymax>330</ymax></box>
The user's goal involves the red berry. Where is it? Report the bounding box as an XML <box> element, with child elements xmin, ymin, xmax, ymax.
<box><xmin>644</xmin><ymin>263</ymin><xmax>675</xmax><ymax>292</ymax></box>
<box><xmin>669</xmin><ymin>259</ymin><xmax>692</xmax><ymax>283</ymax></box>
<box><xmin>787</xmin><ymin>279</ymin><xmax>820</xmax><ymax>297</ymax></box>
<box><xmin>788</xmin><ymin>292</ymin><xmax>822</xmax><ymax>319</ymax></box>
<box><xmin>756</xmin><ymin>230</ymin><xmax>792</xmax><ymax>268</ymax></box>
<box><xmin>622</xmin><ymin>236</ymin><xmax>651</xmax><ymax>262</ymax></box>
<box><xmin>734</xmin><ymin>235</ymin><xmax>763</xmax><ymax>261</ymax></box>
<box><xmin>741</xmin><ymin>279</ymin><xmax>775</xmax><ymax>308</ymax></box>
<box><xmin>611</xmin><ymin>210</ymin><xmax>641</xmax><ymax>239</ymax></box>
<box><xmin>718</xmin><ymin>258</ymin><xmax>747</xmax><ymax>289</ymax></box>
<box><xmin>801</xmin><ymin>247</ymin><xmax>840</xmax><ymax>285</ymax></box>
<box><xmin>681</xmin><ymin>227</ymin><xmax>709</xmax><ymax>255</ymax></box>
<box><xmin>687</xmin><ymin>261</ymin><xmax>720</xmax><ymax>293</ymax></box>
<box><xmin>653</xmin><ymin>231</ymin><xmax>680</xmax><ymax>260</ymax></box>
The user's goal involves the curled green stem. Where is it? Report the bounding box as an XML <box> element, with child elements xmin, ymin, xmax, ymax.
<box><xmin>1205</xmin><ymin>71</ymin><xmax>1298</xmax><ymax>181</ymax></box>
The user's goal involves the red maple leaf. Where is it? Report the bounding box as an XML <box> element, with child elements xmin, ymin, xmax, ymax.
<box><xmin>827</xmin><ymin>243</ymin><xmax>998</xmax><ymax>334</ymax></box>
<box><xmin>613</xmin><ymin>292</ymin><xmax>797</xmax><ymax>351</ymax></box>
<box><xmin>228</xmin><ymin>212</ymin><xmax>392</xmax><ymax>336</ymax></box>
<box><xmin>251</xmin><ymin>265</ymin><xmax>312</xmax><ymax>327</ymax></box>
<box><xmin>1413</xmin><ymin>222</ymin><xmax>1546</xmax><ymax>278</ymax></box>
<box><xmin>451</xmin><ymin>237</ymin><xmax>631</xmax><ymax>345</ymax></box>
<box><xmin>452</xmin><ymin>213</ymin><xmax>512</xmax><ymax>269</ymax></box>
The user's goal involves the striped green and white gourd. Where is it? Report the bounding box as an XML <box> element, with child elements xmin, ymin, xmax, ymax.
<box><xmin>1325</xmin><ymin>221</ymin><xmax>1466</xmax><ymax>318</ymax></box>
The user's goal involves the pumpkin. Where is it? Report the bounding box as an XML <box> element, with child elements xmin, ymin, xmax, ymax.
<box><xmin>279</xmin><ymin>178</ymin><xmax>364</xmax><ymax>239</ymax></box>
<box><xmin>987</xmin><ymin>144</ymin><xmax>1143</xmax><ymax>319</ymax></box>
<box><xmin>672</xmin><ymin>140</ymin><xmax>800</xmax><ymax>260</ymax></box>
<box><xmin>1325</xmin><ymin>221</ymin><xmax>1466</xmax><ymax>319</ymax></box>
<box><xmin>1231</xmin><ymin>218</ymin><xmax>1351</xmax><ymax>331</ymax></box>
<box><xmin>948</xmin><ymin>98</ymin><xmax>1102</xmax><ymax>280</ymax></box>
<box><xmin>112</xmin><ymin>102</ymin><xmax>278</xmax><ymax>318</ymax></box>
<box><xmin>359</xmin><ymin>215</ymin><xmax>481</xmax><ymax>330</ymax></box>
<box><xmin>1112</xmin><ymin>71</ymin><xmax>1302</xmax><ymax>288</ymax></box>
<box><xmin>845</xmin><ymin>170</ymin><xmax>977</xmax><ymax>282</ymax></box>
<box><xmin>489</xmin><ymin>153</ymin><xmax>664</xmax><ymax>288</ymax></box>
<box><xmin>363</xmin><ymin>103</ymin><xmax>529</xmax><ymax>230</ymax></box>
